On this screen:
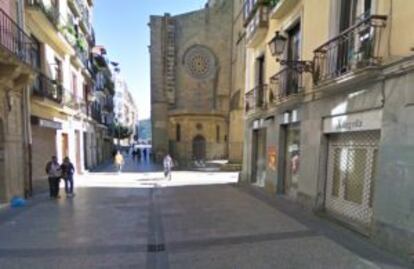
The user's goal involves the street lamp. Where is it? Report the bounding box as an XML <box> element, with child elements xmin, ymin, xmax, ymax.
<box><xmin>268</xmin><ymin>31</ymin><xmax>314</xmax><ymax>73</ymax></box>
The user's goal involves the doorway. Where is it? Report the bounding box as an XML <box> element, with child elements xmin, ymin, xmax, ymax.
<box><xmin>75</xmin><ymin>131</ymin><xmax>81</xmax><ymax>174</ymax></box>
<box><xmin>325</xmin><ymin>131</ymin><xmax>380</xmax><ymax>231</ymax></box>
<box><xmin>192</xmin><ymin>135</ymin><xmax>206</xmax><ymax>161</ymax></box>
<box><xmin>251</xmin><ymin>128</ymin><xmax>267</xmax><ymax>186</ymax></box>
<box><xmin>61</xmin><ymin>133</ymin><xmax>69</xmax><ymax>160</ymax></box>
<box><xmin>282</xmin><ymin>123</ymin><xmax>301</xmax><ymax>198</ymax></box>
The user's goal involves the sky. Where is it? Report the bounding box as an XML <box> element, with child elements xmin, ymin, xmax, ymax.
<box><xmin>94</xmin><ymin>0</ymin><xmax>206</xmax><ymax>120</ymax></box>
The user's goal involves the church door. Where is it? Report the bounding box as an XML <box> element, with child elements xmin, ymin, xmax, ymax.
<box><xmin>192</xmin><ymin>135</ymin><xmax>206</xmax><ymax>161</ymax></box>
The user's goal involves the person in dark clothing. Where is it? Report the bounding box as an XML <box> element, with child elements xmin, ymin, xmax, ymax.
<box><xmin>61</xmin><ymin>157</ymin><xmax>75</xmax><ymax>197</ymax></box>
<box><xmin>45</xmin><ymin>156</ymin><xmax>61</xmax><ymax>199</ymax></box>
<box><xmin>142</xmin><ymin>148</ymin><xmax>147</xmax><ymax>161</ymax></box>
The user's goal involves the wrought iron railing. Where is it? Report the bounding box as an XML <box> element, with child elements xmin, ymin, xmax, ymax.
<box><xmin>269</xmin><ymin>67</ymin><xmax>303</xmax><ymax>104</ymax></box>
<box><xmin>313</xmin><ymin>15</ymin><xmax>387</xmax><ymax>85</ymax></box>
<box><xmin>32</xmin><ymin>73</ymin><xmax>63</xmax><ymax>103</ymax></box>
<box><xmin>26</xmin><ymin>0</ymin><xmax>60</xmax><ymax>27</ymax></box>
<box><xmin>245</xmin><ymin>84</ymin><xmax>267</xmax><ymax>113</ymax></box>
<box><xmin>0</xmin><ymin>8</ymin><xmax>37</xmax><ymax>67</ymax></box>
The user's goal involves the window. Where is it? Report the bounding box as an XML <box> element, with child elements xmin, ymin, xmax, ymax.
<box><xmin>176</xmin><ymin>124</ymin><xmax>181</xmax><ymax>142</ymax></box>
<box><xmin>83</xmin><ymin>83</ymin><xmax>88</xmax><ymax>101</ymax></box>
<box><xmin>216</xmin><ymin>125</ymin><xmax>220</xmax><ymax>143</ymax></box>
<box><xmin>71</xmin><ymin>72</ymin><xmax>78</xmax><ymax>97</ymax></box>
<box><xmin>286</xmin><ymin>23</ymin><xmax>301</xmax><ymax>95</ymax></box>
<box><xmin>32</xmin><ymin>36</ymin><xmax>41</xmax><ymax>70</ymax></box>
<box><xmin>54</xmin><ymin>58</ymin><xmax>63</xmax><ymax>83</ymax></box>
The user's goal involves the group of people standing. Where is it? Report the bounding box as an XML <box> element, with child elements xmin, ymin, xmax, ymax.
<box><xmin>45</xmin><ymin>156</ymin><xmax>75</xmax><ymax>199</ymax></box>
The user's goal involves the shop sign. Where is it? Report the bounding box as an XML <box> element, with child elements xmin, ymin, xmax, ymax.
<box><xmin>267</xmin><ymin>146</ymin><xmax>277</xmax><ymax>171</ymax></box>
<box><xmin>323</xmin><ymin>110</ymin><xmax>382</xmax><ymax>133</ymax></box>
<box><xmin>31</xmin><ymin>116</ymin><xmax>62</xmax><ymax>130</ymax></box>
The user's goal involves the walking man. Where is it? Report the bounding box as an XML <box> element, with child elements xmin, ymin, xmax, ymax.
<box><xmin>45</xmin><ymin>156</ymin><xmax>61</xmax><ymax>199</ymax></box>
<box><xmin>61</xmin><ymin>157</ymin><xmax>75</xmax><ymax>197</ymax></box>
<box><xmin>163</xmin><ymin>153</ymin><xmax>174</xmax><ymax>181</ymax></box>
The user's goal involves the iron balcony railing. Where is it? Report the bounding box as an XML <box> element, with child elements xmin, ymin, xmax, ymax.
<box><xmin>269</xmin><ymin>67</ymin><xmax>303</xmax><ymax>104</ymax></box>
<box><xmin>313</xmin><ymin>15</ymin><xmax>387</xmax><ymax>85</ymax></box>
<box><xmin>245</xmin><ymin>84</ymin><xmax>267</xmax><ymax>113</ymax></box>
<box><xmin>32</xmin><ymin>73</ymin><xmax>63</xmax><ymax>103</ymax></box>
<box><xmin>26</xmin><ymin>0</ymin><xmax>60</xmax><ymax>27</ymax></box>
<box><xmin>0</xmin><ymin>8</ymin><xmax>37</xmax><ymax>67</ymax></box>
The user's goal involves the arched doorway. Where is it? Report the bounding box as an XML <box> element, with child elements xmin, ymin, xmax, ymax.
<box><xmin>0</xmin><ymin>118</ymin><xmax>5</xmax><ymax>202</ymax></box>
<box><xmin>192</xmin><ymin>135</ymin><xmax>206</xmax><ymax>161</ymax></box>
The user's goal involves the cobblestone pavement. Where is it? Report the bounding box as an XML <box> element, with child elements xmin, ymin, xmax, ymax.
<box><xmin>0</xmin><ymin>160</ymin><xmax>410</xmax><ymax>268</ymax></box>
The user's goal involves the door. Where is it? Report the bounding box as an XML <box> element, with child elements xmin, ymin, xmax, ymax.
<box><xmin>75</xmin><ymin>131</ymin><xmax>81</xmax><ymax>174</ymax></box>
<box><xmin>286</xmin><ymin>23</ymin><xmax>301</xmax><ymax>95</ymax></box>
<box><xmin>251</xmin><ymin>130</ymin><xmax>259</xmax><ymax>183</ymax></box>
<box><xmin>283</xmin><ymin>124</ymin><xmax>301</xmax><ymax>197</ymax></box>
<box><xmin>192</xmin><ymin>135</ymin><xmax>206</xmax><ymax>161</ymax></box>
<box><xmin>325</xmin><ymin>131</ymin><xmax>380</xmax><ymax>230</ymax></box>
<box><xmin>255</xmin><ymin>56</ymin><xmax>265</xmax><ymax>107</ymax></box>
<box><xmin>61</xmin><ymin>133</ymin><xmax>69</xmax><ymax>160</ymax></box>
<box><xmin>83</xmin><ymin>132</ymin><xmax>88</xmax><ymax>169</ymax></box>
<box><xmin>251</xmin><ymin>129</ymin><xmax>266</xmax><ymax>186</ymax></box>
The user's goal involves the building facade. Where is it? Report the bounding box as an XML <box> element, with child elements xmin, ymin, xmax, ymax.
<box><xmin>241</xmin><ymin>0</ymin><xmax>414</xmax><ymax>259</ymax></box>
<box><xmin>113</xmin><ymin>71</ymin><xmax>138</xmax><ymax>147</ymax></box>
<box><xmin>25</xmin><ymin>0</ymin><xmax>114</xmax><ymax>189</ymax></box>
<box><xmin>150</xmin><ymin>0</ymin><xmax>245</xmax><ymax>165</ymax></box>
<box><xmin>0</xmin><ymin>0</ymin><xmax>36</xmax><ymax>202</ymax></box>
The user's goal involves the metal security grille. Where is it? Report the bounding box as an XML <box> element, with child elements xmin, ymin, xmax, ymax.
<box><xmin>325</xmin><ymin>131</ymin><xmax>380</xmax><ymax>230</ymax></box>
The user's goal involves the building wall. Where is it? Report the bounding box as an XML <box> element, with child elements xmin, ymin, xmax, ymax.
<box><xmin>31</xmin><ymin>125</ymin><xmax>56</xmax><ymax>180</ymax></box>
<box><xmin>241</xmin><ymin>0</ymin><xmax>414</xmax><ymax>259</ymax></box>
<box><xmin>228</xmin><ymin>0</ymin><xmax>246</xmax><ymax>163</ymax></box>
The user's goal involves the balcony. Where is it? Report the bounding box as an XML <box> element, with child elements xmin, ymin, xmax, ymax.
<box><xmin>313</xmin><ymin>15</ymin><xmax>387</xmax><ymax>85</ymax></box>
<box><xmin>68</xmin><ymin>0</ymin><xmax>82</xmax><ymax>17</ymax></box>
<box><xmin>32</xmin><ymin>73</ymin><xmax>63</xmax><ymax>104</ymax></box>
<box><xmin>26</xmin><ymin>0</ymin><xmax>60</xmax><ymax>28</ymax></box>
<box><xmin>0</xmin><ymin>8</ymin><xmax>38</xmax><ymax>67</ymax></box>
<box><xmin>270</xmin><ymin>0</ymin><xmax>299</xmax><ymax>20</ymax></box>
<box><xmin>79</xmin><ymin>5</ymin><xmax>91</xmax><ymax>34</ymax></box>
<box><xmin>269</xmin><ymin>67</ymin><xmax>303</xmax><ymax>104</ymax></box>
<box><xmin>245</xmin><ymin>84</ymin><xmax>268</xmax><ymax>114</ymax></box>
<box><xmin>244</xmin><ymin>0</ymin><xmax>274</xmax><ymax>47</ymax></box>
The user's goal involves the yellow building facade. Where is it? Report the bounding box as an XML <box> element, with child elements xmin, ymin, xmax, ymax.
<box><xmin>0</xmin><ymin>0</ymin><xmax>36</xmax><ymax>202</ymax></box>
<box><xmin>242</xmin><ymin>0</ymin><xmax>414</xmax><ymax>259</ymax></box>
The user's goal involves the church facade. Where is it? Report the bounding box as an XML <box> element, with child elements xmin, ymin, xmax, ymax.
<box><xmin>150</xmin><ymin>0</ymin><xmax>244</xmax><ymax>165</ymax></box>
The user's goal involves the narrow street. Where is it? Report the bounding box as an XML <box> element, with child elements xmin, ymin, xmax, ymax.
<box><xmin>0</xmin><ymin>157</ymin><xmax>409</xmax><ymax>269</ymax></box>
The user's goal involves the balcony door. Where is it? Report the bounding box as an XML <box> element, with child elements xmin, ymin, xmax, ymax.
<box><xmin>254</xmin><ymin>55</ymin><xmax>265</xmax><ymax>106</ymax></box>
<box><xmin>286</xmin><ymin>23</ymin><xmax>301</xmax><ymax>95</ymax></box>
<box><xmin>337</xmin><ymin>0</ymin><xmax>373</xmax><ymax>73</ymax></box>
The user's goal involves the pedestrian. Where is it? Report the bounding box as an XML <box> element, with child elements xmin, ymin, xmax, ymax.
<box><xmin>137</xmin><ymin>148</ymin><xmax>141</xmax><ymax>161</ymax></box>
<box><xmin>115</xmin><ymin>151</ymin><xmax>124</xmax><ymax>173</ymax></box>
<box><xmin>45</xmin><ymin>156</ymin><xmax>61</xmax><ymax>199</ymax></box>
<box><xmin>163</xmin><ymin>153</ymin><xmax>174</xmax><ymax>181</ymax></box>
<box><xmin>61</xmin><ymin>157</ymin><xmax>75</xmax><ymax>197</ymax></box>
<box><xmin>143</xmin><ymin>148</ymin><xmax>147</xmax><ymax>161</ymax></box>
